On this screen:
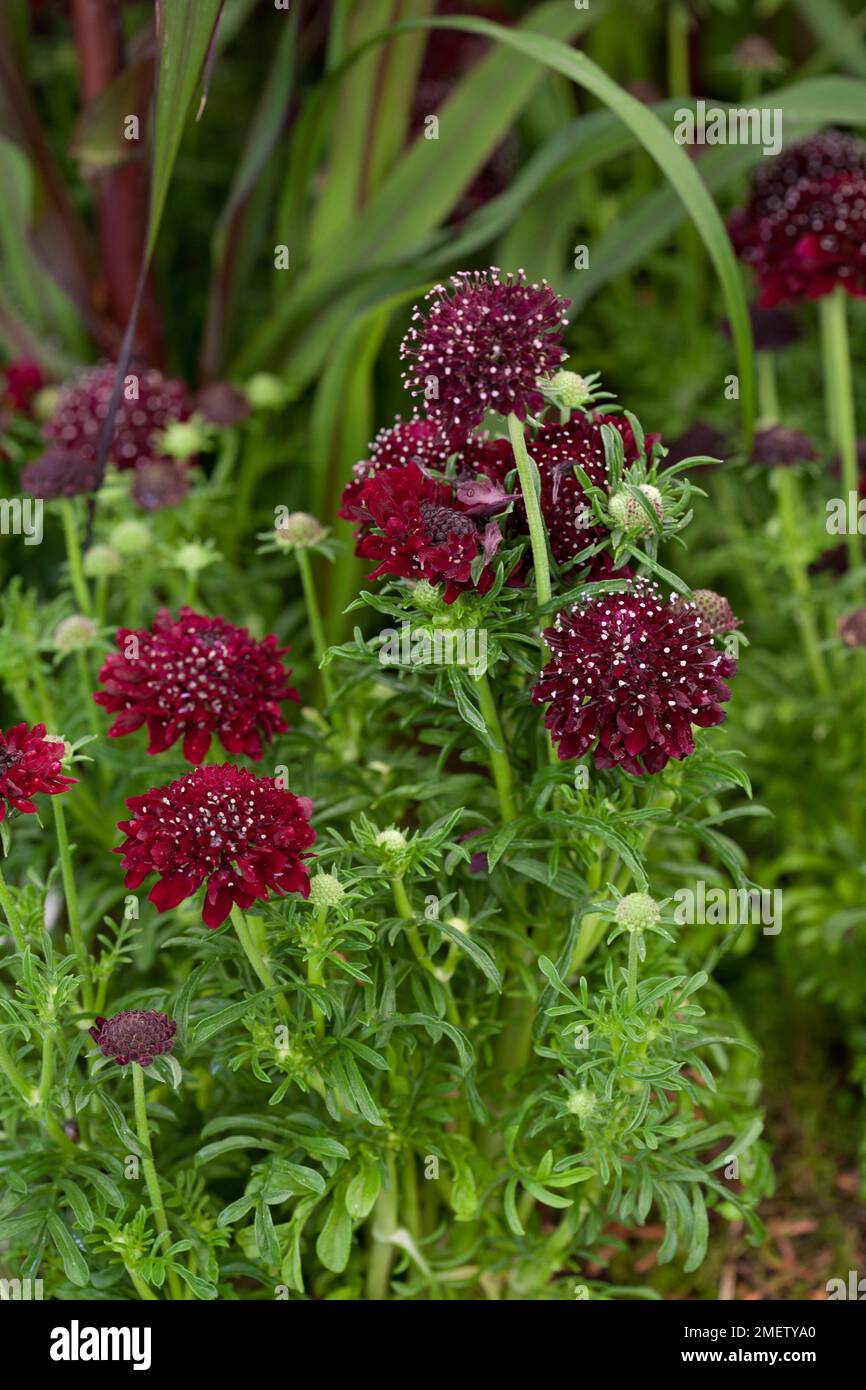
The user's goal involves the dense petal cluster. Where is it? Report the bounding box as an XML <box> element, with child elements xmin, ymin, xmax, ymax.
<box><xmin>350</xmin><ymin>462</ymin><xmax>502</xmax><ymax>602</ymax></box>
<box><xmin>339</xmin><ymin>417</ymin><xmax>453</xmax><ymax>522</ymax></box>
<box><xmin>730</xmin><ymin>132</ymin><xmax>866</xmax><ymax>305</ymax></box>
<box><xmin>89</xmin><ymin>1010</ymin><xmax>177</xmax><ymax>1068</ymax></box>
<box><xmin>130</xmin><ymin>458</ymin><xmax>191</xmax><ymax>512</ymax></box>
<box><xmin>3</xmin><ymin>358</ymin><xmax>43</xmax><ymax>411</ymax></box>
<box><xmin>507</xmin><ymin>413</ymin><xmax>658</xmax><ymax>568</ymax></box>
<box><xmin>43</xmin><ymin>362</ymin><xmax>192</xmax><ymax>472</ymax></box>
<box><xmin>532</xmin><ymin>581</ymin><xmax>736</xmax><ymax>774</ymax></box>
<box><xmin>95</xmin><ymin>607</ymin><xmax>297</xmax><ymax>763</ymax></box>
<box><xmin>0</xmin><ymin>723</ymin><xmax>76</xmax><ymax>820</ymax></box>
<box><xmin>116</xmin><ymin>764</ymin><xmax>316</xmax><ymax>928</ymax></box>
<box><xmin>751</xmin><ymin>425</ymin><xmax>818</xmax><ymax>467</ymax></box>
<box><xmin>400</xmin><ymin>268</ymin><xmax>570</xmax><ymax>438</ymax></box>
<box><xmin>21</xmin><ymin>449</ymin><xmax>100</xmax><ymax>498</ymax></box>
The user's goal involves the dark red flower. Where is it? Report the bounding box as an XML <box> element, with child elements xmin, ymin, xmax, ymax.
<box><xmin>116</xmin><ymin>764</ymin><xmax>316</xmax><ymax>929</ymax></box>
<box><xmin>21</xmin><ymin>449</ymin><xmax>100</xmax><ymax>498</ymax></box>
<box><xmin>130</xmin><ymin>458</ymin><xmax>191</xmax><ymax>512</ymax></box>
<box><xmin>43</xmin><ymin>362</ymin><xmax>192</xmax><ymax>472</ymax></box>
<box><xmin>730</xmin><ymin>132</ymin><xmax>866</xmax><ymax>305</ymax></box>
<box><xmin>3</xmin><ymin>359</ymin><xmax>43</xmax><ymax>411</ymax></box>
<box><xmin>89</xmin><ymin>1010</ymin><xmax>176</xmax><ymax>1068</ymax></box>
<box><xmin>751</xmin><ymin>425</ymin><xmax>818</xmax><ymax>467</ymax></box>
<box><xmin>532</xmin><ymin>581</ymin><xmax>736</xmax><ymax>775</ymax></box>
<box><xmin>351</xmin><ymin>462</ymin><xmax>502</xmax><ymax>602</ymax></box>
<box><xmin>0</xmin><ymin>723</ymin><xmax>76</xmax><ymax>821</ymax></box>
<box><xmin>400</xmin><ymin>268</ymin><xmax>570</xmax><ymax>440</ymax></box>
<box><xmin>95</xmin><ymin>607</ymin><xmax>297</xmax><ymax>764</ymax></box>
<box><xmin>509</xmin><ymin>413</ymin><xmax>655</xmax><ymax>568</ymax></box>
<box><xmin>195</xmin><ymin>381</ymin><xmax>249</xmax><ymax>426</ymax></box>
<box><xmin>838</xmin><ymin>608</ymin><xmax>866</xmax><ymax>648</ymax></box>
<box><xmin>339</xmin><ymin>417</ymin><xmax>453</xmax><ymax>522</ymax></box>
<box><xmin>664</xmin><ymin>421</ymin><xmax>728</xmax><ymax>468</ymax></box>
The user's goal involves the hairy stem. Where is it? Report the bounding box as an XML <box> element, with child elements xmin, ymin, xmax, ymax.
<box><xmin>508</xmin><ymin>413</ymin><xmax>551</xmax><ymax>656</ymax></box>
<box><xmin>819</xmin><ymin>286</ymin><xmax>861</xmax><ymax>573</ymax></box>
<box><xmin>131</xmin><ymin>1062</ymin><xmax>182</xmax><ymax>1300</ymax></box>
<box><xmin>297</xmin><ymin>548</ymin><xmax>335</xmax><ymax>705</ymax></box>
<box><xmin>229</xmin><ymin>904</ymin><xmax>288</xmax><ymax>1017</ymax></box>
<box><xmin>53</xmin><ymin>796</ymin><xmax>94</xmax><ymax>1011</ymax></box>
<box><xmin>474</xmin><ymin>671</ymin><xmax>518</xmax><ymax>822</ymax></box>
<box><xmin>60</xmin><ymin>501</ymin><xmax>94</xmax><ymax>618</ymax></box>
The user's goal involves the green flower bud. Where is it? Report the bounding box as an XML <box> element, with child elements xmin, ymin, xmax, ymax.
<box><xmin>160</xmin><ymin>416</ymin><xmax>208</xmax><ymax>460</ymax></box>
<box><xmin>32</xmin><ymin>386</ymin><xmax>61</xmax><ymax>423</ymax></box>
<box><xmin>608</xmin><ymin>485</ymin><xmax>664</xmax><ymax>535</ymax></box>
<box><xmin>110</xmin><ymin>519</ymin><xmax>152</xmax><ymax>557</ymax></box>
<box><xmin>275</xmin><ymin>512</ymin><xmax>326</xmax><ymax>549</ymax></box>
<box><xmin>309</xmin><ymin>873</ymin><xmax>346</xmax><ymax>910</ymax></box>
<box><xmin>376</xmin><ymin>828</ymin><xmax>407</xmax><ymax>853</ymax></box>
<box><xmin>245</xmin><ymin>373</ymin><xmax>290</xmax><ymax>410</ymax></box>
<box><xmin>53</xmin><ymin>615</ymin><xmax>97</xmax><ymax>653</ymax></box>
<box><xmin>173</xmin><ymin>541</ymin><xmax>220</xmax><ymax>577</ymax></box>
<box><xmin>566</xmin><ymin>1088</ymin><xmax>596</xmax><ymax>1120</ymax></box>
<box><xmin>615</xmin><ymin>892</ymin><xmax>661</xmax><ymax>932</ymax></box>
<box><xmin>83</xmin><ymin>544</ymin><xmax>123</xmax><ymax>579</ymax></box>
<box><xmin>546</xmin><ymin>370</ymin><xmax>593</xmax><ymax>410</ymax></box>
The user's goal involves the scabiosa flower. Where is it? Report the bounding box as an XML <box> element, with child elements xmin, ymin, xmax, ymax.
<box><xmin>130</xmin><ymin>457</ymin><xmax>190</xmax><ymax>512</ymax></box>
<box><xmin>3</xmin><ymin>358</ymin><xmax>43</xmax><ymax>411</ymax></box>
<box><xmin>400</xmin><ymin>267</ymin><xmax>570</xmax><ymax>439</ymax></box>
<box><xmin>663</xmin><ymin>421</ymin><xmax>728</xmax><ymax>468</ymax></box>
<box><xmin>21</xmin><ymin>449</ymin><xmax>100</xmax><ymax>498</ymax></box>
<box><xmin>838</xmin><ymin>608</ymin><xmax>866</xmax><ymax>648</ymax></box>
<box><xmin>509</xmin><ymin>413</ymin><xmax>652</xmax><ymax>567</ymax></box>
<box><xmin>532</xmin><ymin>581</ymin><xmax>736</xmax><ymax>774</ymax></box>
<box><xmin>95</xmin><ymin>607</ymin><xmax>298</xmax><ymax>764</ymax></box>
<box><xmin>338</xmin><ymin>417</ymin><xmax>454</xmax><ymax>521</ymax></box>
<box><xmin>89</xmin><ymin>1009</ymin><xmax>177</xmax><ymax>1068</ymax></box>
<box><xmin>751</xmin><ymin>425</ymin><xmax>818</xmax><ymax>466</ymax></box>
<box><xmin>730</xmin><ymin>131</ymin><xmax>866</xmax><ymax>305</ymax></box>
<box><xmin>674</xmin><ymin>589</ymin><xmax>741</xmax><ymax>636</ymax></box>
<box><xmin>43</xmin><ymin>362</ymin><xmax>192</xmax><ymax>472</ymax></box>
<box><xmin>116</xmin><ymin>764</ymin><xmax>316</xmax><ymax>928</ymax></box>
<box><xmin>351</xmin><ymin>462</ymin><xmax>502</xmax><ymax>603</ymax></box>
<box><xmin>0</xmin><ymin>722</ymin><xmax>76</xmax><ymax>820</ymax></box>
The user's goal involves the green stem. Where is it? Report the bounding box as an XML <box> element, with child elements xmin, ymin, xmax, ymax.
<box><xmin>229</xmin><ymin>904</ymin><xmax>289</xmax><ymax>1017</ymax></box>
<box><xmin>666</xmin><ymin>0</ymin><xmax>691</xmax><ymax>96</ymax></box>
<box><xmin>53</xmin><ymin>796</ymin><xmax>93</xmax><ymax>1010</ymax></box>
<box><xmin>307</xmin><ymin>905</ymin><xmax>327</xmax><ymax>1038</ymax></box>
<box><xmin>60</xmin><ymin>501</ymin><xmax>93</xmax><ymax>617</ymax></box>
<box><xmin>0</xmin><ymin>860</ymin><xmax>24</xmax><ymax>947</ymax></box>
<box><xmin>366</xmin><ymin>1151</ymin><xmax>398</xmax><ymax>1300</ymax></box>
<box><xmin>774</xmin><ymin>470</ymin><xmax>831</xmax><ymax>696</ymax></box>
<box><xmin>391</xmin><ymin>877</ymin><xmax>460</xmax><ymax>1028</ymax></box>
<box><xmin>132</xmin><ymin>1062</ymin><xmax>183</xmax><ymax>1301</ymax></box>
<box><xmin>508</xmin><ymin>413</ymin><xmax>552</xmax><ymax>653</ymax></box>
<box><xmin>127</xmin><ymin>1267</ymin><xmax>158</xmax><ymax>1301</ymax></box>
<box><xmin>297</xmin><ymin>548</ymin><xmax>335</xmax><ymax>704</ymax></box>
<box><xmin>626</xmin><ymin>928</ymin><xmax>640</xmax><ymax>1010</ymax></box>
<box><xmin>756</xmin><ymin>351</ymin><xmax>779</xmax><ymax>425</ymax></box>
<box><xmin>474</xmin><ymin>672</ymin><xmax>518</xmax><ymax>822</ymax></box>
<box><xmin>819</xmin><ymin>286</ymin><xmax>861</xmax><ymax>573</ymax></box>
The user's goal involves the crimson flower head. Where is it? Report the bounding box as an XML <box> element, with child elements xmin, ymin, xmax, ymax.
<box><xmin>0</xmin><ymin>723</ymin><xmax>76</xmax><ymax>821</ymax></box>
<box><xmin>339</xmin><ymin>417</ymin><xmax>453</xmax><ymax>522</ymax></box>
<box><xmin>3</xmin><ymin>359</ymin><xmax>43</xmax><ymax>411</ymax></box>
<box><xmin>95</xmin><ymin>607</ymin><xmax>297</xmax><ymax>764</ymax></box>
<box><xmin>729</xmin><ymin>131</ymin><xmax>866</xmax><ymax>305</ymax></box>
<box><xmin>89</xmin><ymin>1010</ymin><xmax>176</xmax><ymax>1068</ymax></box>
<box><xmin>21</xmin><ymin>449</ymin><xmax>100</xmax><ymax>499</ymax></box>
<box><xmin>43</xmin><ymin>362</ymin><xmax>192</xmax><ymax>472</ymax></box>
<box><xmin>116</xmin><ymin>764</ymin><xmax>316</xmax><ymax>928</ymax></box>
<box><xmin>400</xmin><ymin>267</ymin><xmax>570</xmax><ymax>440</ymax></box>
<box><xmin>351</xmin><ymin>462</ymin><xmax>502</xmax><ymax>603</ymax></box>
<box><xmin>508</xmin><ymin>413</ymin><xmax>657</xmax><ymax>569</ymax></box>
<box><xmin>532</xmin><ymin>581</ymin><xmax>736</xmax><ymax>774</ymax></box>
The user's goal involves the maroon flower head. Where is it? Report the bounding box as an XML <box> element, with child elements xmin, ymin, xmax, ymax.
<box><xmin>43</xmin><ymin>362</ymin><xmax>192</xmax><ymax>472</ymax></box>
<box><xmin>21</xmin><ymin>449</ymin><xmax>100</xmax><ymax>499</ymax></box>
<box><xmin>3</xmin><ymin>359</ymin><xmax>43</xmax><ymax>412</ymax></box>
<box><xmin>351</xmin><ymin>462</ymin><xmax>502</xmax><ymax>603</ymax></box>
<box><xmin>751</xmin><ymin>424</ymin><xmax>817</xmax><ymax>467</ymax></box>
<box><xmin>838</xmin><ymin>608</ymin><xmax>866</xmax><ymax>648</ymax></box>
<box><xmin>532</xmin><ymin>581</ymin><xmax>736</xmax><ymax>775</ymax></box>
<box><xmin>730</xmin><ymin>132</ymin><xmax>866</xmax><ymax>305</ymax></box>
<box><xmin>116</xmin><ymin>763</ymin><xmax>316</xmax><ymax>929</ymax></box>
<box><xmin>509</xmin><ymin>413</ymin><xmax>656</xmax><ymax>570</ymax></box>
<box><xmin>95</xmin><ymin>607</ymin><xmax>298</xmax><ymax>764</ymax></box>
<box><xmin>0</xmin><ymin>723</ymin><xmax>76</xmax><ymax>821</ymax></box>
<box><xmin>195</xmin><ymin>381</ymin><xmax>249</xmax><ymax>427</ymax></box>
<box><xmin>131</xmin><ymin>458</ymin><xmax>191</xmax><ymax>512</ymax></box>
<box><xmin>339</xmin><ymin>417</ymin><xmax>453</xmax><ymax>521</ymax></box>
<box><xmin>89</xmin><ymin>1009</ymin><xmax>176</xmax><ymax>1068</ymax></box>
<box><xmin>400</xmin><ymin>267</ymin><xmax>570</xmax><ymax>439</ymax></box>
